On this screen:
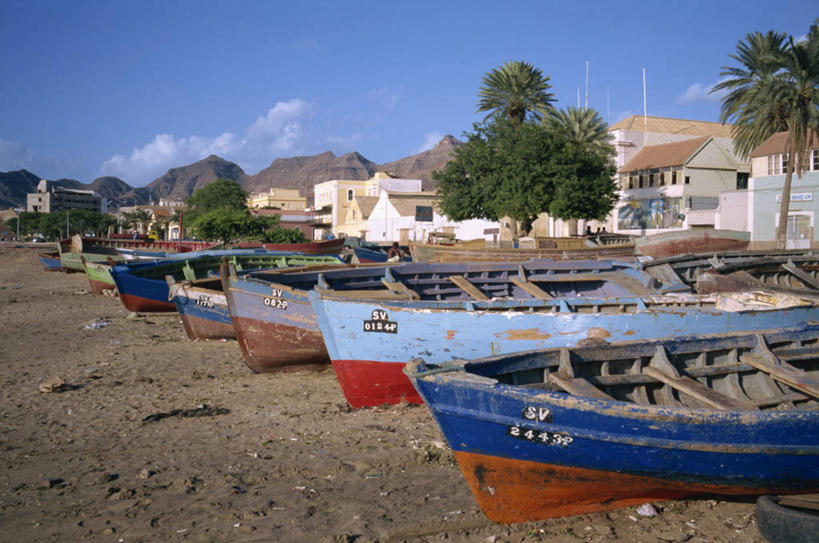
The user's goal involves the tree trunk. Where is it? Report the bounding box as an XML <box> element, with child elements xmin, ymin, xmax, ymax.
<box><xmin>774</xmin><ymin>141</ymin><xmax>796</xmax><ymax>250</ymax></box>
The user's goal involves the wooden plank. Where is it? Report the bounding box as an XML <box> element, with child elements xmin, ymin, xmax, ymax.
<box><xmin>448</xmin><ymin>275</ymin><xmax>490</xmax><ymax>301</ymax></box>
<box><xmin>549</xmin><ymin>372</ymin><xmax>615</xmax><ymax>400</ymax></box>
<box><xmin>782</xmin><ymin>261</ymin><xmax>819</xmax><ymax>290</ymax></box>
<box><xmin>381</xmin><ymin>279</ymin><xmax>420</xmax><ymax>300</ymax></box>
<box><xmin>510</xmin><ymin>278</ymin><xmax>553</xmax><ymax>300</ymax></box>
<box><xmin>741</xmin><ymin>353</ymin><xmax>819</xmax><ymax>399</ymax></box>
<box><xmin>643</xmin><ymin>366</ymin><xmax>757</xmax><ymax>410</ymax></box>
<box><xmin>315</xmin><ymin>287</ymin><xmax>413</xmax><ymax>300</ymax></box>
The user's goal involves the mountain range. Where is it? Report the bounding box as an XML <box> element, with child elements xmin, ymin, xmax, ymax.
<box><xmin>0</xmin><ymin>135</ymin><xmax>460</xmax><ymax>210</ymax></box>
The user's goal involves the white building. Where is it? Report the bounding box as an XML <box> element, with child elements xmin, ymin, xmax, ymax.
<box><xmin>366</xmin><ymin>191</ymin><xmax>499</xmax><ymax>244</ymax></box>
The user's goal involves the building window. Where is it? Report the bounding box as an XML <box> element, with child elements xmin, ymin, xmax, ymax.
<box><xmin>685</xmin><ymin>175</ymin><xmax>691</xmax><ymax>185</ymax></box>
<box><xmin>812</xmin><ymin>149</ymin><xmax>819</xmax><ymax>171</ymax></box>
<box><xmin>638</xmin><ymin>174</ymin><xmax>644</xmax><ymax>188</ymax></box>
<box><xmin>649</xmin><ymin>173</ymin><xmax>654</xmax><ymax>187</ymax></box>
<box><xmin>736</xmin><ymin>172</ymin><xmax>749</xmax><ymax>190</ymax></box>
<box><xmin>346</xmin><ymin>189</ymin><xmax>354</xmax><ymax>201</ymax></box>
<box><xmin>659</xmin><ymin>172</ymin><xmax>665</xmax><ymax>186</ymax></box>
<box><xmin>768</xmin><ymin>153</ymin><xmax>790</xmax><ymax>175</ymax></box>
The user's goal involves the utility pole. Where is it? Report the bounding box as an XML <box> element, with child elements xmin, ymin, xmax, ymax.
<box><xmin>66</xmin><ymin>209</ymin><xmax>69</xmax><ymax>237</ymax></box>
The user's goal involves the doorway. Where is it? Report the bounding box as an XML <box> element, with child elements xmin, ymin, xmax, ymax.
<box><xmin>786</xmin><ymin>214</ymin><xmax>812</xmax><ymax>249</ymax></box>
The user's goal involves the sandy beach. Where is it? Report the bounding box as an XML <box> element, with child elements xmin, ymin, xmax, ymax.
<box><xmin>0</xmin><ymin>245</ymin><xmax>766</xmax><ymax>542</ymax></box>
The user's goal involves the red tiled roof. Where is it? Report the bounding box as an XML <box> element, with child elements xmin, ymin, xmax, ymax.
<box><xmin>619</xmin><ymin>136</ymin><xmax>709</xmax><ymax>173</ymax></box>
<box><xmin>750</xmin><ymin>130</ymin><xmax>819</xmax><ymax>157</ymax></box>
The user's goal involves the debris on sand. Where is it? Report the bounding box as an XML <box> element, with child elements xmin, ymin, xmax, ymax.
<box><xmin>142</xmin><ymin>404</ymin><xmax>230</xmax><ymax>423</ymax></box>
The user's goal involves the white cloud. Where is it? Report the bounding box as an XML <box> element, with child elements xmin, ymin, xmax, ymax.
<box><xmin>796</xmin><ymin>33</ymin><xmax>808</xmax><ymax>43</ymax></box>
<box><xmin>366</xmin><ymin>86</ymin><xmax>401</xmax><ymax>111</ymax></box>
<box><xmin>417</xmin><ymin>131</ymin><xmax>444</xmax><ymax>153</ymax></box>
<box><xmin>100</xmin><ymin>98</ymin><xmax>311</xmax><ymax>185</ymax></box>
<box><xmin>677</xmin><ymin>81</ymin><xmax>727</xmax><ymax>105</ymax></box>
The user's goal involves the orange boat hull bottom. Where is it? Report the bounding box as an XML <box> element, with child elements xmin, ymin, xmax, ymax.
<box><xmin>454</xmin><ymin>451</ymin><xmax>769</xmax><ymax>523</ymax></box>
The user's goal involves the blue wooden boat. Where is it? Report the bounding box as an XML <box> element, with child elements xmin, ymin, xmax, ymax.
<box><xmin>222</xmin><ymin>259</ymin><xmax>677</xmax><ymax>374</ymax></box>
<box><xmin>37</xmin><ymin>250</ymin><xmax>63</xmax><ymax>271</ymax></box>
<box><xmin>642</xmin><ymin>250</ymin><xmax>819</xmax><ymax>298</ymax></box>
<box><xmin>310</xmin><ymin>289</ymin><xmax>819</xmax><ymax>407</ymax></box>
<box><xmin>404</xmin><ymin>325</ymin><xmax>819</xmax><ymax>522</ymax></box>
<box><xmin>168</xmin><ymin>255</ymin><xmax>341</xmax><ymax>340</ymax></box>
<box><xmin>110</xmin><ymin>250</ymin><xmax>341</xmax><ymax>313</ymax></box>
<box><xmin>353</xmin><ymin>246</ymin><xmax>390</xmax><ymax>263</ymax></box>
<box><xmin>352</xmin><ymin>246</ymin><xmax>412</xmax><ymax>263</ymax></box>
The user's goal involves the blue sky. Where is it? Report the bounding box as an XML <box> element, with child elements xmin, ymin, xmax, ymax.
<box><xmin>0</xmin><ymin>0</ymin><xmax>815</xmax><ymax>186</ymax></box>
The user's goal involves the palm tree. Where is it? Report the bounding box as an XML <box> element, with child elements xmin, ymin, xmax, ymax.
<box><xmin>151</xmin><ymin>214</ymin><xmax>171</xmax><ymax>240</ymax></box>
<box><xmin>712</xmin><ymin>21</ymin><xmax>819</xmax><ymax>248</ymax></box>
<box><xmin>547</xmin><ymin>106</ymin><xmax>614</xmax><ymax>155</ymax></box>
<box><xmin>477</xmin><ymin>60</ymin><xmax>556</xmax><ymax>123</ymax></box>
<box><xmin>121</xmin><ymin>209</ymin><xmax>153</xmax><ymax>235</ymax></box>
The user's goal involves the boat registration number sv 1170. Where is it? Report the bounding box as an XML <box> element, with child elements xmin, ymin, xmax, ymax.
<box><xmin>364</xmin><ymin>309</ymin><xmax>398</xmax><ymax>334</ymax></box>
<box><xmin>507</xmin><ymin>425</ymin><xmax>573</xmax><ymax>447</ymax></box>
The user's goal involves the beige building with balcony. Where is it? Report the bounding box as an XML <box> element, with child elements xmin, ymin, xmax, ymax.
<box><xmin>311</xmin><ymin>172</ymin><xmax>423</xmax><ymax>239</ymax></box>
<box><xmin>247</xmin><ymin>188</ymin><xmax>306</xmax><ymax>210</ymax></box>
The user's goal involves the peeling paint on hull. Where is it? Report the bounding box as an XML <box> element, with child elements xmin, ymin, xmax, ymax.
<box><xmin>232</xmin><ymin>316</ymin><xmax>329</xmax><ymax>372</ymax></box>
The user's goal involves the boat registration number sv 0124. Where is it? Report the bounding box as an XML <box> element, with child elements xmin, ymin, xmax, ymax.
<box><xmin>507</xmin><ymin>425</ymin><xmax>573</xmax><ymax>447</ymax></box>
<box><xmin>364</xmin><ymin>309</ymin><xmax>398</xmax><ymax>334</ymax></box>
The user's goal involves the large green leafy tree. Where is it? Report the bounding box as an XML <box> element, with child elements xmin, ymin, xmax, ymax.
<box><xmin>184</xmin><ymin>178</ymin><xmax>249</xmax><ymax>222</ymax></box>
<box><xmin>433</xmin><ymin>118</ymin><xmax>617</xmax><ymax>237</ymax></box>
<box><xmin>712</xmin><ymin>20</ymin><xmax>819</xmax><ymax>248</ymax></box>
<box><xmin>185</xmin><ymin>178</ymin><xmax>307</xmax><ymax>243</ymax></box>
<box><xmin>477</xmin><ymin>60</ymin><xmax>556</xmax><ymax>123</ymax></box>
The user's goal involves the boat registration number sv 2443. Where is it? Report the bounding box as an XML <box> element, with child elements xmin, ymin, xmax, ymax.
<box><xmin>364</xmin><ymin>310</ymin><xmax>398</xmax><ymax>334</ymax></box>
<box><xmin>507</xmin><ymin>425</ymin><xmax>573</xmax><ymax>447</ymax></box>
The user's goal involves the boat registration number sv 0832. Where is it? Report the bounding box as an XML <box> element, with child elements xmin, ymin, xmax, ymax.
<box><xmin>364</xmin><ymin>309</ymin><xmax>398</xmax><ymax>334</ymax></box>
<box><xmin>507</xmin><ymin>425</ymin><xmax>573</xmax><ymax>447</ymax></box>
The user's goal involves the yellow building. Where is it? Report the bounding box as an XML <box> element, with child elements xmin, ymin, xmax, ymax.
<box><xmin>247</xmin><ymin>188</ymin><xmax>306</xmax><ymax>210</ymax></box>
